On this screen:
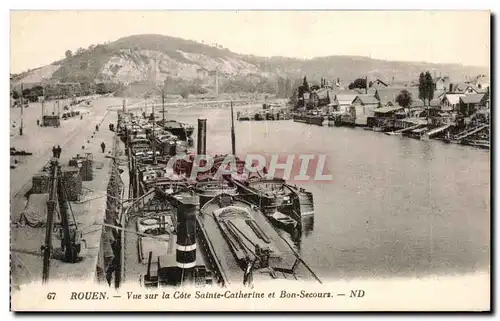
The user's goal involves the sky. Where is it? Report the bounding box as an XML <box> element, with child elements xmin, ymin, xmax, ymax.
<box><xmin>10</xmin><ymin>10</ymin><xmax>490</xmax><ymax>74</ymax></box>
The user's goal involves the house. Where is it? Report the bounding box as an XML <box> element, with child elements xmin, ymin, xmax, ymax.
<box><xmin>352</xmin><ymin>95</ymin><xmax>380</xmax><ymax>126</ymax></box>
<box><xmin>369</xmin><ymin>79</ymin><xmax>389</xmax><ymax>89</ymax></box>
<box><xmin>441</xmin><ymin>94</ymin><xmax>465</xmax><ymax>112</ymax></box>
<box><xmin>452</xmin><ymin>83</ymin><xmax>469</xmax><ymax>93</ymax></box>
<box><xmin>375</xmin><ymin>88</ymin><xmax>404</xmax><ymax>107</ymax></box>
<box><xmin>434</xmin><ymin>76</ymin><xmax>451</xmax><ymax>91</ymax></box>
<box><xmin>459</xmin><ymin>94</ymin><xmax>488</xmax><ymax>116</ymax></box>
<box><xmin>376</xmin><ymin>87</ymin><xmax>434</xmax><ymax>107</ymax></box>
<box><xmin>336</xmin><ymin>94</ymin><xmax>357</xmax><ymax>113</ymax></box>
<box><xmin>311</xmin><ymin>88</ymin><xmax>334</xmax><ymax>107</ymax></box>
<box><xmin>461</xmin><ymin>85</ymin><xmax>487</xmax><ymax>95</ymax></box>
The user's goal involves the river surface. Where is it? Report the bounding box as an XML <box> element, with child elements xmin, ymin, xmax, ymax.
<box><xmin>155</xmin><ymin>105</ymin><xmax>490</xmax><ymax>281</ymax></box>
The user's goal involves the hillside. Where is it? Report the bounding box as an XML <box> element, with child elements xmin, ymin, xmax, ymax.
<box><xmin>11</xmin><ymin>34</ymin><xmax>489</xmax><ymax>97</ymax></box>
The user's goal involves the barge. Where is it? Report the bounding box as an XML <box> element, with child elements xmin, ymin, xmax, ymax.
<box><xmin>293</xmin><ymin>113</ymin><xmax>324</xmax><ymax>126</ymax></box>
<box><xmin>196</xmin><ymin>193</ymin><xmax>320</xmax><ymax>285</ymax></box>
<box><xmin>227</xmin><ymin>176</ymin><xmax>315</xmax><ymax>238</ymax></box>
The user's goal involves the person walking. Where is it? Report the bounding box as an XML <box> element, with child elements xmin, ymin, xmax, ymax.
<box><xmin>52</xmin><ymin>146</ymin><xmax>57</xmax><ymax>158</ymax></box>
<box><xmin>101</xmin><ymin>142</ymin><xmax>106</xmax><ymax>153</ymax></box>
<box><xmin>96</xmin><ymin>124</ymin><xmax>99</xmax><ymax>131</ymax></box>
<box><xmin>56</xmin><ymin>145</ymin><xmax>62</xmax><ymax>158</ymax></box>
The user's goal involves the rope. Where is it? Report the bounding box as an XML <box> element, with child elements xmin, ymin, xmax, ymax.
<box><xmin>274</xmin><ymin>230</ymin><xmax>322</xmax><ymax>284</ymax></box>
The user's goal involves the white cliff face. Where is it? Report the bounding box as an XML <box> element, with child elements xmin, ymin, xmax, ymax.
<box><xmin>99</xmin><ymin>49</ymin><xmax>260</xmax><ymax>85</ymax></box>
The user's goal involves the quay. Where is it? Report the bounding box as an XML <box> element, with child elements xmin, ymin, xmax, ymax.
<box><xmin>10</xmin><ymin>96</ymin><xmax>122</xmax><ymax>289</ymax></box>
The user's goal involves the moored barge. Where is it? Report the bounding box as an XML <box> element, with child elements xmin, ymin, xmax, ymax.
<box><xmin>293</xmin><ymin>113</ymin><xmax>324</xmax><ymax>126</ymax></box>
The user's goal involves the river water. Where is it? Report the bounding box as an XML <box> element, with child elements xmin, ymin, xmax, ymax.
<box><xmin>159</xmin><ymin>105</ymin><xmax>490</xmax><ymax>281</ymax></box>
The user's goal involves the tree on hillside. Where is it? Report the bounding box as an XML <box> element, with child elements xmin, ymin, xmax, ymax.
<box><xmin>418</xmin><ymin>72</ymin><xmax>426</xmax><ymax>106</ymax></box>
<box><xmin>395</xmin><ymin>89</ymin><xmax>413</xmax><ymax>108</ymax></box>
<box><xmin>11</xmin><ymin>90</ymin><xmax>19</xmax><ymax>100</ymax></box>
<box><xmin>302</xmin><ymin>76</ymin><xmax>309</xmax><ymax>92</ymax></box>
<box><xmin>65</xmin><ymin>50</ymin><xmax>72</xmax><ymax>58</ymax></box>
<box><xmin>418</xmin><ymin>71</ymin><xmax>435</xmax><ymax>123</ymax></box>
<box><xmin>424</xmin><ymin>71</ymin><xmax>434</xmax><ymax>124</ymax></box>
<box><xmin>75</xmin><ymin>47</ymin><xmax>86</xmax><ymax>55</ymax></box>
<box><xmin>297</xmin><ymin>76</ymin><xmax>309</xmax><ymax>100</ymax></box>
<box><xmin>348</xmin><ymin>78</ymin><xmax>367</xmax><ymax>90</ymax></box>
<box><xmin>424</xmin><ymin>71</ymin><xmax>434</xmax><ymax>103</ymax></box>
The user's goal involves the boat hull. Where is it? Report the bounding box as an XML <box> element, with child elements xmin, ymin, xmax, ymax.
<box><xmin>293</xmin><ymin>115</ymin><xmax>324</xmax><ymax>126</ymax></box>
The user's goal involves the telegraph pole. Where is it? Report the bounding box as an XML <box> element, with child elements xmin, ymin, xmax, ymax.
<box><xmin>41</xmin><ymin>86</ymin><xmax>45</xmax><ymax>121</ymax></box>
<box><xmin>230</xmin><ymin>101</ymin><xmax>236</xmax><ymax>156</ymax></box>
<box><xmin>162</xmin><ymin>89</ymin><xmax>165</xmax><ymax>124</ymax></box>
<box><xmin>20</xmin><ymin>84</ymin><xmax>24</xmax><ymax>136</ymax></box>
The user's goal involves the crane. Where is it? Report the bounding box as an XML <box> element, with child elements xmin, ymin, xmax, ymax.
<box><xmin>41</xmin><ymin>158</ymin><xmax>84</xmax><ymax>284</ymax></box>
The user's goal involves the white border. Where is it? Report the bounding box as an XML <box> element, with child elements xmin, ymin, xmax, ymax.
<box><xmin>3</xmin><ymin>1</ymin><xmax>498</xmax><ymax>319</ymax></box>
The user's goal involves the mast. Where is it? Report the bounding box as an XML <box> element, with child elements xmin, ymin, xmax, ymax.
<box><xmin>230</xmin><ymin>101</ymin><xmax>236</xmax><ymax>156</ymax></box>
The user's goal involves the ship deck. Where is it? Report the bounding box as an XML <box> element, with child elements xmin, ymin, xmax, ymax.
<box><xmin>197</xmin><ymin>199</ymin><xmax>308</xmax><ymax>286</ymax></box>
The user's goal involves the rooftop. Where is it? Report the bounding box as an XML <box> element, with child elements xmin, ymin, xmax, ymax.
<box><xmin>336</xmin><ymin>94</ymin><xmax>357</xmax><ymax>104</ymax></box>
<box><xmin>460</xmin><ymin>94</ymin><xmax>486</xmax><ymax>104</ymax></box>
<box><xmin>355</xmin><ymin>94</ymin><xmax>379</xmax><ymax>105</ymax></box>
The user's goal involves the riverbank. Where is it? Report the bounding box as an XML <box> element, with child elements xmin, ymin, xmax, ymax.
<box><xmin>10</xmin><ymin>97</ymin><xmax>120</xmax><ymax>289</ymax></box>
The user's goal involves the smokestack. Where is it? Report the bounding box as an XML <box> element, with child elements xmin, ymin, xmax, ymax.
<box><xmin>122</xmin><ymin>99</ymin><xmax>126</xmax><ymax>113</ymax></box>
<box><xmin>197</xmin><ymin>119</ymin><xmax>207</xmax><ymax>156</ymax></box>
<box><xmin>176</xmin><ymin>201</ymin><xmax>197</xmax><ymax>283</ymax></box>
<box><xmin>365</xmin><ymin>76</ymin><xmax>368</xmax><ymax>94</ymax></box>
<box><xmin>230</xmin><ymin>102</ymin><xmax>236</xmax><ymax>156</ymax></box>
<box><xmin>449</xmin><ymin>83</ymin><xmax>453</xmax><ymax>93</ymax></box>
